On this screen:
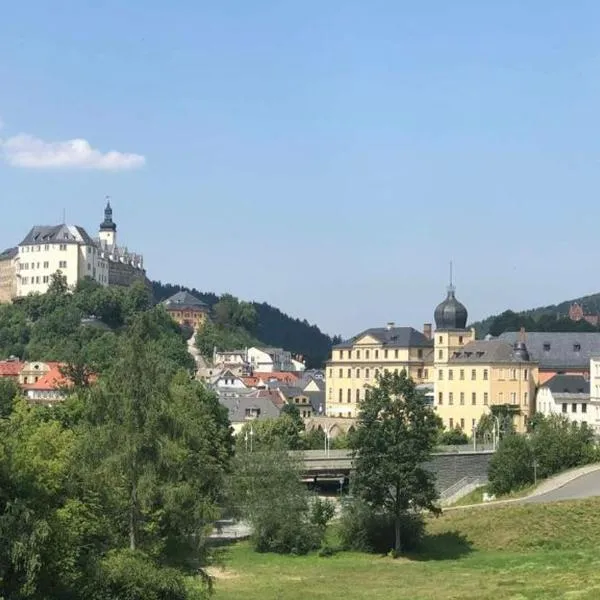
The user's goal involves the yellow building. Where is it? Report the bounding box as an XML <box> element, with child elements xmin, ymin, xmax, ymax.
<box><xmin>163</xmin><ymin>290</ymin><xmax>209</xmax><ymax>330</ymax></box>
<box><xmin>432</xmin><ymin>285</ymin><xmax>537</xmax><ymax>434</ymax></box>
<box><xmin>325</xmin><ymin>322</ymin><xmax>434</xmax><ymax>418</ymax></box>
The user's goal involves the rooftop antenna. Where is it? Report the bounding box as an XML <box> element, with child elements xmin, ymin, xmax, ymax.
<box><xmin>448</xmin><ymin>260</ymin><xmax>455</xmax><ymax>294</ymax></box>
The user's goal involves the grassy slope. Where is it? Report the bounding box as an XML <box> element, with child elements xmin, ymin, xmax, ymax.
<box><xmin>208</xmin><ymin>498</ymin><xmax>600</xmax><ymax>600</ymax></box>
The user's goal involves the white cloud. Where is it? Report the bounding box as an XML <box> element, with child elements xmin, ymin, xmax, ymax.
<box><xmin>0</xmin><ymin>131</ymin><xmax>145</xmax><ymax>171</ymax></box>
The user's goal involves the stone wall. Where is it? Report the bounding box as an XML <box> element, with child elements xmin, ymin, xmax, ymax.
<box><xmin>107</xmin><ymin>260</ymin><xmax>146</xmax><ymax>287</ymax></box>
<box><xmin>426</xmin><ymin>451</ymin><xmax>493</xmax><ymax>492</ymax></box>
<box><xmin>0</xmin><ymin>256</ymin><xmax>16</xmax><ymax>303</ymax></box>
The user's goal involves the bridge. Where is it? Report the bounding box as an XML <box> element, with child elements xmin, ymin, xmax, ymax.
<box><xmin>293</xmin><ymin>446</ymin><xmax>495</xmax><ymax>493</ymax></box>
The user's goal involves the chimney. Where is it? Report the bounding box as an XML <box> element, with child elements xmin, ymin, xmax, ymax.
<box><xmin>423</xmin><ymin>323</ymin><xmax>432</xmax><ymax>340</ymax></box>
<box><xmin>519</xmin><ymin>327</ymin><xmax>526</xmax><ymax>342</ymax></box>
<box><xmin>386</xmin><ymin>321</ymin><xmax>395</xmax><ymax>330</ymax></box>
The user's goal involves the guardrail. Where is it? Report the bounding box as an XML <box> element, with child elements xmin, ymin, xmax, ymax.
<box><xmin>439</xmin><ymin>476</ymin><xmax>487</xmax><ymax>503</ymax></box>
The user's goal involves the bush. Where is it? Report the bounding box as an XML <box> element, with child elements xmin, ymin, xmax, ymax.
<box><xmin>91</xmin><ymin>549</ymin><xmax>208</xmax><ymax>600</ymax></box>
<box><xmin>488</xmin><ymin>434</ymin><xmax>534</xmax><ymax>495</ymax></box>
<box><xmin>339</xmin><ymin>499</ymin><xmax>425</xmax><ymax>553</ymax></box>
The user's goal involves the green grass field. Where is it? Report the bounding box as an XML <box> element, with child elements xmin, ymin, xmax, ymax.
<box><xmin>207</xmin><ymin>498</ymin><xmax>600</xmax><ymax>600</ymax></box>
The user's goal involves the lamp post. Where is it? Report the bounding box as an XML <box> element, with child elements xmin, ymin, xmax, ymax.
<box><xmin>472</xmin><ymin>425</ymin><xmax>477</xmax><ymax>451</ymax></box>
<box><xmin>249</xmin><ymin>425</ymin><xmax>254</xmax><ymax>453</ymax></box>
<box><xmin>491</xmin><ymin>415</ymin><xmax>501</xmax><ymax>450</ymax></box>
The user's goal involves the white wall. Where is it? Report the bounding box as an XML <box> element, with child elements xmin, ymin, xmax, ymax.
<box><xmin>537</xmin><ymin>387</ymin><xmax>599</xmax><ymax>429</ymax></box>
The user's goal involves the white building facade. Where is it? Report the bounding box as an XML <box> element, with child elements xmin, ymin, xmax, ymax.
<box><xmin>247</xmin><ymin>347</ymin><xmax>293</xmax><ymax>373</ymax></box>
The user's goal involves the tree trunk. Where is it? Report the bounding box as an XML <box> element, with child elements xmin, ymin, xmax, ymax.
<box><xmin>394</xmin><ymin>515</ymin><xmax>401</xmax><ymax>554</ymax></box>
<box><xmin>129</xmin><ymin>480</ymin><xmax>137</xmax><ymax>551</ymax></box>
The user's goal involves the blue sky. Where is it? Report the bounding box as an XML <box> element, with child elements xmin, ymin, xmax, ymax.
<box><xmin>2</xmin><ymin>1</ymin><xmax>600</xmax><ymax>338</ymax></box>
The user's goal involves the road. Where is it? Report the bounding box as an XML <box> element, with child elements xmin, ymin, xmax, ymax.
<box><xmin>524</xmin><ymin>469</ymin><xmax>600</xmax><ymax>504</ymax></box>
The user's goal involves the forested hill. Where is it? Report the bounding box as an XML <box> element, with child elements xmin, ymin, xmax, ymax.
<box><xmin>471</xmin><ymin>292</ymin><xmax>600</xmax><ymax>338</ymax></box>
<box><xmin>151</xmin><ymin>281</ymin><xmax>338</xmax><ymax>367</ymax></box>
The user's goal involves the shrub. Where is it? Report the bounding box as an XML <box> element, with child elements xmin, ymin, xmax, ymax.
<box><xmin>488</xmin><ymin>434</ymin><xmax>534</xmax><ymax>495</ymax></box>
<box><xmin>91</xmin><ymin>550</ymin><xmax>208</xmax><ymax>600</ymax></box>
<box><xmin>339</xmin><ymin>499</ymin><xmax>425</xmax><ymax>553</ymax></box>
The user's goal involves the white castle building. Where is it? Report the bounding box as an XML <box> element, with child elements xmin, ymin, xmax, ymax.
<box><xmin>0</xmin><ymin>200</ymin><xmax>146</xmax><ymax>300</ymax></box>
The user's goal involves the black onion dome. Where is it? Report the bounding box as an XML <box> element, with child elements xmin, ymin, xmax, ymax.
<box><xmin>434</xmin><ymin>287</ymin><xmax>468</xmax><ymax>330</ymax></box>
<box><xmin>100</xmin><ymin>200</ymin><xmax>117</xmax><ymax>232</ymax></box>
<box><xmin>513</xmin><ymin>341</ymin><xmax>530</xmax><ymax>361</ymax></box>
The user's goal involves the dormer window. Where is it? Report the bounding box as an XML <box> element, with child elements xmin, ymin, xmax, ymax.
<box><xmin>574</xmin><ymin>344</ymin><xmax>581</xmax><ymax>352</ymax></box>
<box><xmin>543</xmin><ymin>343</ymin><xmax>551</xmax><ymax>352</ymax></box>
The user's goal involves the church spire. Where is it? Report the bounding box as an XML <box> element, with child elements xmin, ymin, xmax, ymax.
<box><xmin>100</xmin><ymin>196</ymin><xmax>117</xmax><ymax>232</ymax></box>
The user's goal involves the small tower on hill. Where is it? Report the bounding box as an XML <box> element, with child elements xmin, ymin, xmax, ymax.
<box><xmin>99</xmin><ymin>196</ymin><xmax>117</xmax><ymax>249</ymax></box>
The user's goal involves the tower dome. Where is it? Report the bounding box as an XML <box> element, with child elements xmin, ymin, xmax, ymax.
<box><xmin>434</xmin><ymin>286</ymin><xmax>468</xmax><ymax>330</ymax></box>
<box><xmin>100</xmin><ymin>198</ymin><xmax>117</xmax><ymax>232</ymax></box>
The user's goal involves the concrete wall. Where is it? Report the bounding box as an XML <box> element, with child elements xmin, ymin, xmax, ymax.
<box><xmin>426</xmin><ymin>451</ymin><xmax>493</xmax><ymax>492</ymax></box>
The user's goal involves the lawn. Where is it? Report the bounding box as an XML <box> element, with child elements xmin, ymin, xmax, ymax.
<box><xmin>207</xmin><ymin>497</ymin><xmax>600</xmax><ymax>600</ymax></box>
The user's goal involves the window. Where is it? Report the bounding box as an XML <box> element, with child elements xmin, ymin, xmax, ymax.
<box><xmin>328</xmin><ymin>388</ymin><xmax>332</xmax><ymax>399</ymax></box>
<box><xmin>460</xmin><ymin>392</ymin><xmax>464</xmax><ymax>405</ymax></box>
<box><xmin>460</xmin><ymin>418</ymin><xmax>465</xmax><ymax>430</ymax></box>
<box><xmin>438</xmin><ymin>392</ymin><xmax>443</xmax><ymax>405</ymax></box>
<box><xmin>439</xmin><ymin>336</ymin><xmax>443</xmax><ymax>344</ymax></box>
<box><xmin>59</xmin><ymin>244</ymin><xmax>67</xmax><ymax>251</ymax></box>
<box><xmin>543</xmin><ymin>343</ymin><xmax>551</xmax><ymax>352</ymax></box>
<box><xmin>510</xmin><ymin>369</ymin><xmax>516</xmax><ymax>380</ymax></box>
<box><xmin>43</xmin><ymin>261</ymin><xmax>49</xmax><ymax>268</ymax></box>
<box><xmin>572</xmin><ymin>403</ymin><xmax>577</xmax><ymax>413</ymax></box>
<box><xmin>510</xmin><ymin>392</ymin><xmax>517</xmax><ymax>403</ymax></box>
<box><xmin>418</xmin><ymin>349</ymin><xmax>423</xmax><ymax>359</ymax></box>
<box><xmin>395</xmin><ymin>349</ymin><xmax>399</xmax><ymax>359</ymax></box>
<box><xmin>582</xmin><ymin>403</ymin><xmax>587</xmax><ymax>414</ymax></box>
<box><xmin>42</xmin><ymin>276</ymin><xmax>48</xmax><ymax>283</ymax></box>
<box><xmin>329</xmin><ymin>368</ymin><xmax>332</xmax><ymax>378</ymax></box>
<box><xmin>348</xmin><ymin>350</ymin><xmax>352</xmax><ymax>359</ymax></box>
<box><xmin>59</xmin><ymin>261</ymin><xmax>67</xmax><ymax>268</ymax></box>
<box><xmin>338</xmin><ymin>389</ymin><xmax>343</xmax><ymax>401</ymax></box>
<box><xmin>417</xmin><ymin>368</ymin><xmax>423</xmax><ymax>379</ymax></box>
<box><xmin>21</xmin><ymin>277</ymin><xmax>28</xmax><ymax>285</ymax></box>
<box><xmin>424</xmin><ymin>369</ymin><xmax>428</xmax><ymax>379</ymax></box>
<box><xmin>438</xmin><ymin>349</ymin><xmax>443</xmax><ymax>359</ymax></box>
<box><xmin>472</xmin><ymin>392</ymin><xmax>476</xmax><ymax>405</ymax></box>
<box><xmin>449</xmin><ymin>392</ymin><xmax>454</xmax><ymax>405</ymax></box>
<box><xmin>375</xmin><ymin>350</ymin><xmax>379</xmax><ymax>359</ymax></box>
<box><xmin>562</xmin><ymin>403</ymin><xmax>567</xmax><ymax>413</ymax></box>
<box><xmin>44</xmin><ymin>244</ymin><xmax>49</xmax><ymax>251</ymax></box>
<box><xmin>459</xmin><ymin>369</ymin><xmax>464</xmax><ymax>380</ymax></box>
<box><xmin>384</xmin><ymin>350</ymin><xmax>388</xmax><ymax>359</ymax></box>
<box><xmin>347</xmin><ymin>368</ymin><xmax>351</xmax><ymax>378</ymax></box>
<box><xmin>356</xmin><ymin>389</ymin><xmax>360</xmax><ymax>402</ymax></box>
<box><xmin>356</xmin><ymin>350</ymin><xmax>361</xmax><ymax>359</ymax></box>
<box><xmin>448</xmin><ymin>369</ymin><xmax>454</xmax><ymax>380</ymax></box>
<box><xmin>87</xmin><ymin>263</ymin><xmax>91</xmax><ymax>271</ymax></box>
<box><xmin>438</xmin><ymin>369</ymin><xmax>443</xmax><ymax>381</ymax></box>
<box><xmin>483</xmin><ymin>392</ymin><xmax>488</xmax><ymax>405</ymax></box>
<box><xmin>498</xmin><ymin>392</ymin><xmax>503</xmax><ymax>403</ymax></box>
<box><xmin>356</xmin><ymin>368</ymin><xmax>361</xmax><ymax>378</ymax></box>
<box><xmin>375</xmin><ymin>369</ymin><xmax>379</xmax><ymax>377</ymax></box>
<box><xmin>339</xmin><ymin>350</ymin><xmax>344</xmax><ymax>360</ymax></box>
<box><xmin>574</xmin><ymin>343</ymin><xmax>581</xmax><ymax>352</ymax></box>
<box><xmin>524</xmin><ymin>392</ymin><xmax>528</xmax><ymax>405</ymax></box>
<box><xmin>471</xmin><ymin>369</ymin><xmax>476</xmax><ymax>380</ymax></box>
<box><xmin>347</xmin><ymin>389</ymin><xmax>351</xmax><ymax>403</ymax></box>
<box><xmin>449</xmin><ymin>418</ymin><xmax>454</xmax><ymax>428</ymax></box>
<box><xmin>524</xmin><ymin>369</ymin><xmax>528</xmax><ymax>380</ymax></box>
<box><xmin>483</xmin><ymin>369</ymin><xmax>488</xmax><ymax>381</ymax></box>
<box><xmin>338</xmin><ymin>369</ymin><xmax>343</xmax><ymax>378</ymax></box>
<box><xmin>458</xmin><ymin>336</ymin><xmax>463</xmax><ymax>344</ymax></box>
<box><xmin>35</xmin><ymin>276</ymin><xmax>39</xmax><ymax>284</ymax></box>
<box><xmin>366</xmin><ymin>350</ymin><xmax>370</xmax><ymax>359</ymax></box>
<box><xmin>365</xmin><ymin>368</ymin><xmax>370</xmax><ymax>378</ymax></box>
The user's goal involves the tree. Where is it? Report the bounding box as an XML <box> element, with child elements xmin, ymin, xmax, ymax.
<box><xmin>488</xmin><ymin>434</ymin><xmax>534</xmax><ymax>495</ymax></box>
<box><xmin>231</xmin><ymin>449</ymin><xmax>329</xmax><ymax>554</ymax></box>
<box><xmin>237</xmin><ymin>415</ymin><xmax>304</xmax><ymax>451</ymax></box>
<box><xmin>78</xmin><ymin>312</ymin><xmax>233</xmax><ymax>575</ymax></box>
<box><xmin>0</xmin><ymin>378</ymin><xmax>20</xmax><ymax>418</ymax></box>
<box><xmin>350</xmin><ymin>370</ymin><xmax>441</xmax><ymax>555</ymax></box>
<box><xmin>438</xmin><ymin>426</ymin><xmax>469</xmax><ymax>445</ymax></box>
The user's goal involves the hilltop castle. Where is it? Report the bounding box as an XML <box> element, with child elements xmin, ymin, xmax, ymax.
<box><xmin>0</xmin><ymin>200</ymin><xmax>147</xmax><ymax>302</ymax></box>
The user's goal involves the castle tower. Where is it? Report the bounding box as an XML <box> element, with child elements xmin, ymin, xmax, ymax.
<box><xmin>99</xmin><ymin>197</ymin><xmax>117</xmax><ymax>249</ymax></box>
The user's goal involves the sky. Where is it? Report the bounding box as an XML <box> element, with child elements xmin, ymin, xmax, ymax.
<box><xmin>2</xmin><ymin>1</ymin><xmax>600</xmax><ymax>338</ymax></box>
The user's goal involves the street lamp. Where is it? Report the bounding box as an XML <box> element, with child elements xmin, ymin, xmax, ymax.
<box><xmin>249</xmin><ymin>425</ymin><xmax>254</xmax><ymax>453</ymax></box>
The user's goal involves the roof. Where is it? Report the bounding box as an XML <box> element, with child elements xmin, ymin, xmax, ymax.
<box><xmin>0</xmin><ymin>247</ymin><xmax>18</xmax><ymax>261</ymax></box>
<box><xmin>449</xmin><ymin>340</ymin><xmax>534</xmax><ymax>364</ymax></box>
<box><xmin>0</xmin><ymin>359</ymin><xmax>24</xmax><ymax>377</ymax></box>
<box><xmin>253</xmin><ymin>372</ymin><xmax>299</xmax><ymax>384</ymax></box>
<box><xmin>19</xmin><ymin>224</ymin><xmax>96</xmax><ymax>247</ymax></box>
<box><xmin>541</xmin><ymin>374</ymin><xmax>590</xmax><ymax>395</ymax></box>
<box><xmin>163</xmin><ymin>291</ymin><xmax>208</xmax><ymax>311</ymax></box>
<box><xmin>219</xmin><ymin>393</ymin><xmax>282</xmax><ymax>423</ymax></box>
<box><xmin>23</xmin><ymin>365</ymin><xmax>69</xmax><ymax>391</ymax></box>
<box><xmin>334</xmin><ymin>326</ymin><xmax>433</xmax><ymax>349</ymax></box>
<box><xmin>499</xmin><ymin>332</ymin><xmax>600</xmax><ymax>370</ymax></box>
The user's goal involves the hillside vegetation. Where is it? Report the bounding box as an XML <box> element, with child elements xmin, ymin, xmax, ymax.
<box><xmin>152</xmin><ymin>281</ymin><xmax>337</xmax><ymax>367</ymax></box>
<box><xmin>471</xmin><ymin>291</ymin><xmax>600</xmax><ymax>337</ymax></box>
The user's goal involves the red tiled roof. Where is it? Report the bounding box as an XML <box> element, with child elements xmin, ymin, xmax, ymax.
<box><xmin>254</xmin><ymin>372</ymin><xmax>299</xmax><ymax>384</ymax></box>
<box><xmin>0</xmin><ymin>360</ymin><xmax>24</xmax><ymax>377</ymax></box>
<box><xmin>23</xmin><ymin>364</ymin><xmax>97</xmax><ymax>391</ymax></box>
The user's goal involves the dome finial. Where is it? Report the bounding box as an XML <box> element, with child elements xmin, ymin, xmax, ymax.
<box><xmin>448</xmin><ymin>260</ymin><xmax>455</xmax><ymax>295</ymax></box>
